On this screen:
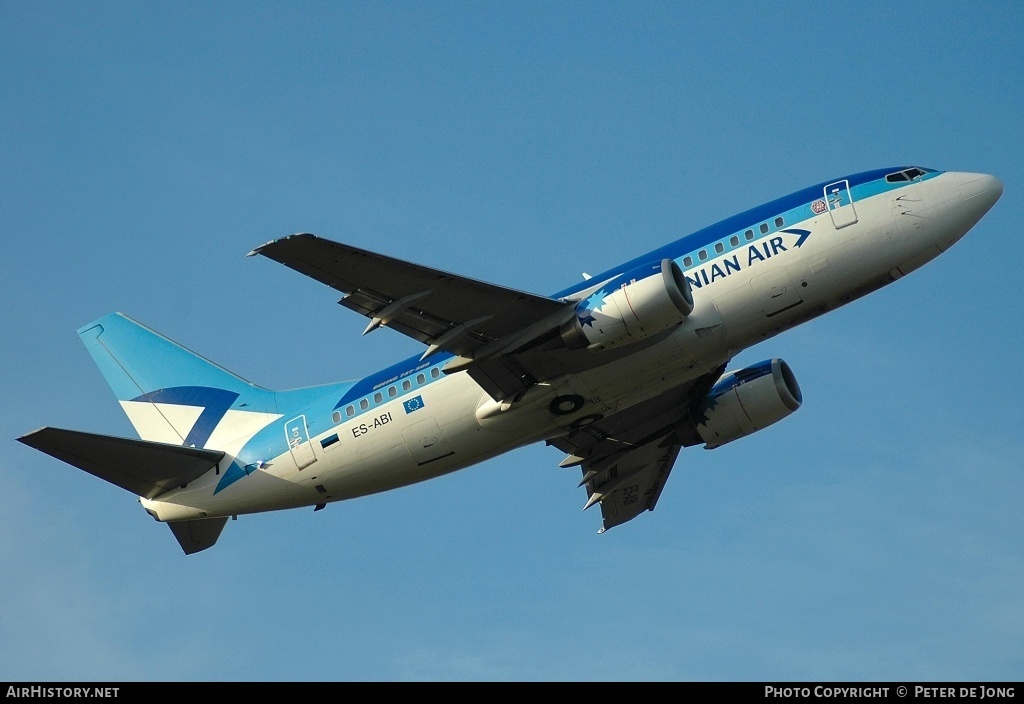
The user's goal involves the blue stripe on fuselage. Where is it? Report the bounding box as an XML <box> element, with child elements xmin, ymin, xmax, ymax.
<box><xmin>553</xmin><ymin>166</ymin><xmax>941</xmax><ymax>300</ymax></box>
<box><xmin>332</xmin><ymin>355</ymin><xmax>451</xmax><ymax>410</ymax></box>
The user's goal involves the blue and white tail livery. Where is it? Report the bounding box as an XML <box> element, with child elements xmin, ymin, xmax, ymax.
<box><xmin>19</xmin><ymin>167</ymin><xmax>1003</xmax><ymax>553</ymax></box>
<box><xmin>78</xmin><ymin>313</ymin><xmax>283</xmax><ymax>447</ymax></box>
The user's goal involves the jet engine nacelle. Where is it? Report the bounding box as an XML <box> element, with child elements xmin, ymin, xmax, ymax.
<box><xmin>560</xmin><ymin>258</ymin><xmax>694</xmax><ymax>351</ymax></box>
<box><xmin>684</xmin><ymin>358</ymin><xmax>802</xmax><ymax>449</ymax></box>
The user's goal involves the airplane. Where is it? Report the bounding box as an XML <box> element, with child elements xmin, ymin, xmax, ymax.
<box><xmin>18</xmin><ymin>166</ymin><xmax>1003</xmax><ymax>554</ymax></box>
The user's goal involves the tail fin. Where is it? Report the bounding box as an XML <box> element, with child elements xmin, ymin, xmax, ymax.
<box><xmin>79</xmin><ymin>313</ymin><xmax>279</xmax><ymax>449</ymax></box>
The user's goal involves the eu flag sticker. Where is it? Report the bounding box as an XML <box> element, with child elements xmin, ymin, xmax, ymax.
<box><xmin>403</xmin><ymin>395</ymin><xmax>425</xmax><ymax>414</ymax></box>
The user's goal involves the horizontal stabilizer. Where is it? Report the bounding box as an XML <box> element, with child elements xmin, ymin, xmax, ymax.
<box><xmin>167</xmin><ymin>517</ymin><xmax>229</xmax><ymax>555</ymax></box>
<box><xmin>18</xmin><ymin>427</ymin><xmax>224</xmax><ymax>499</ymax></box>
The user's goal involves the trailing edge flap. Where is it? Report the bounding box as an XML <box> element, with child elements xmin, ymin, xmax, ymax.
<box><xmin>167</xmin><ymin>517</ymin><xmax>229</xmax><ymax>555</ymax></box>
<box><xmin>547</xmin><ymin>367</ymin><xmax>724</xmax><ymax>532</ymax></box>
<box><xmin>18</xmin><ymin>427</ymin><xmax>224</xmax><ymax>500</ymax></box>
<box><xmin>248</xmin><ymin>233</ymin><xmax>567</xmax><ymax>359</ymax></box>
<box><xmin>588</xmin><ymin>441</ymin><xmax>681</xmax><ymax>532</ymax></box>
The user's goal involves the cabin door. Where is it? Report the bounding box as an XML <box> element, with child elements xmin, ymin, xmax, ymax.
<box><xmin>824</xmin><ymin>179</ymin><xmax>858</xmax><ymax>229</ymax></box>
<box><xmin>285</xmin><ymin>415</ymin><xmax>317</xmax><ymax>470</ymax></box>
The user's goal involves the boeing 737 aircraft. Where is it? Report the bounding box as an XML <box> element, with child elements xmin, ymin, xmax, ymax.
<box><xmin>19</xmin><ymin>167</ymin><xmax>1002</xmax><ymax>554</ymax></box>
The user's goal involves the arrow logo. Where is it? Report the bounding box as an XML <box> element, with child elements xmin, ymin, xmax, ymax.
<box><xmin>781</xmin><ymin>228</ymin><xmax>812</xmax><ymax>248</ymax></box>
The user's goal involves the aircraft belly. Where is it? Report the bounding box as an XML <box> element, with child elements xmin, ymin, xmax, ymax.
<box><xmin>569</xmin><ymin>339</ymin><xmax>725</xmax><ymax>420</ymax></box>
<box><xmin>468</xmin><ymin>329</ymin><xmax>724</xmax><ymax>447</ymax></box>
<box><xmin>141</xmin><ymin>464</ymin><xmax>314</xmax><ymax>519</ymax></box>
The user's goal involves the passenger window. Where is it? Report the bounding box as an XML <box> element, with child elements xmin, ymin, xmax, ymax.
<box><xmin>373</xmin><ymin>392</ymin><xmax>382</xmax><ymax>403</ymax></box>
<box><xmin>417</xmin><ymin>373</ymin><xmax>425</xmax><ymax>384</ymax></box>
<box><xmin>683</xmin><ymin>256</ymin><xmax>692</xmax><ymax>267</ymax></box>
<box><xmin>698</xmin><ymin>250</ymin><xmax>707</xmax><ymax>261</ymax></box>
<box><xmin>744</xmin><ymin>229</ymin><xmax>753</xmax><ymax>241</ymax></box>
<box><xmin>431</xmin><ymin>368</ymin><xmax>440</xmax><ymax>378</ymax></box>
<box><xmin>388</xmin><ymin>386</ymin><xmax>397</xmax><ymax>398</ymax></box>
<box><xmin>715</xmin><ymin>242</ymin><xmax>724</xmax><ymax>254</ymax></box>
<box><xmin>760</xmin><ymin>223</ymin><xmax>769</xmax><ymax>234</ymax></box>
<box><xmin>402</xmin><ymin>379</ymin><xmax>411</xmax><ymax>391</ymax></box>
<box><xmin>774</xmin><ymin>217</ymin><xmax>784</xmax><ymax>227</ymax></box>
<box><xmin>332</xmin><ymin>411</ymin><xmax>341</xmax><ymax>424</ymax></box>
<box><xmin>346</xmin><ymin>406</ymin><xmax>354</xmax><ymax>417</ymax></box>
<box><xmin>730</xmin><ymin>236</ymin><xmax>739</xmax><ymax>246</ymax></box>
<box><xmin>359</xmin><ymin>399</ymin><xmax>368</xmax><ymax>410</ymax></box>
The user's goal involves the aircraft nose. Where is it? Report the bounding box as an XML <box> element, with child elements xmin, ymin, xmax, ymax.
<box><xmin>955</xmin><ymin>172</ymin><xmax>1004</xmax><ymax>221</ymax></box>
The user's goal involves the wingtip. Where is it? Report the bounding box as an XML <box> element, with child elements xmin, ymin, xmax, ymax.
<box><xmin>247</xmin><ymin>232</ymin><xmax>318</xmax><ymax>258</ymax></box>
<box><xmin>16</xmin><ymin>426</ymin><xmax>53</xmax><ymax>446</ymax></box>
<box><xmin>246</xmin><ymin>239</ymin><xmax>278</xmax><ymax>257</ymax></box>
<box><xmin>15</xmin><ymin>430</ymin><xmax>38</xmax><ymax>445</ymax></box>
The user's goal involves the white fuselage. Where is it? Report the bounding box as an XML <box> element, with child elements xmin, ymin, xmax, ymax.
<box><xmin>140</xmin><ymin>171</ymin><xmax>994</xmax><ymax>523</ymax></box>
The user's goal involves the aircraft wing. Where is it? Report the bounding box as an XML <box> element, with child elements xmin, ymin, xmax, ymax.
<box><xmin>250</xmin><ymin>233</ymin><xmax>676</xmax><ymax>400</ymax></box>
<box><xmin>546</xmin><ymin>367</ymin><xmax>723</xmax><ymax>531</ymax></box>
<box><xmin>249</xmin><ymin>232</ymin><xmax>568</xmax><ymax>358</ymax></box>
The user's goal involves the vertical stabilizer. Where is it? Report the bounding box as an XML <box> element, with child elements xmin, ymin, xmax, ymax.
<box><xmin>78</xmin><ymin>313</ymin><xmax>280</xmax><ymax>449</ymax></box>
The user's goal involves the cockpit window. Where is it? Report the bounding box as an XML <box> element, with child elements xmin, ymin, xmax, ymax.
<box><xmin>886</xmin><ymin>167</ymin><xmax>929</xmax><ymax>183</ymax></box>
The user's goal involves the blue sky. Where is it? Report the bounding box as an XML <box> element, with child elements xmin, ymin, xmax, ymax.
<box><xmin>2</xmin><ymin>1</ymin><xmax>1021</xmax><ymax>682</ymax></box>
